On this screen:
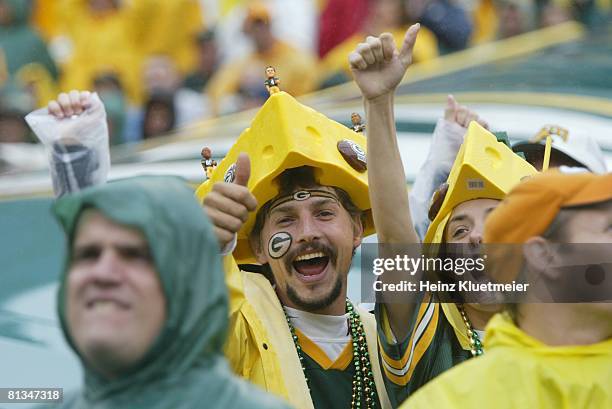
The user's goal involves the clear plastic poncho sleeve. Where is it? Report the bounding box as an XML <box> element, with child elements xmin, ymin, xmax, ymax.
<box><xmin>409</xmin><ymin>118</ymin><xmax>466</xmax><ymax>240</ymax></box>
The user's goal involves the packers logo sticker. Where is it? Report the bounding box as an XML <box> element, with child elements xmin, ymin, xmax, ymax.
<box><xmin>224</xmin><ymin>163</ymin><xmax>236</xmax><ymax>183</ymax></box>
<box><xmin>337</xmin><ymin>140</ymin><xmax>367</xmax><ymax>172</ymax></box>
<box><xmin>268</xmin><ymin>232</ymin><xmax>292</xmax><ymax>259</ymax></box>
<box><xmin>293</xmin><ymin>191</ymin><xmax>311</xmax><ymax>201</ymax></box>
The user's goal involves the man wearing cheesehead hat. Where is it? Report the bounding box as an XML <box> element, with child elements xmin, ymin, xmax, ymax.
<box><xmin>401</xmin><ymin>169</ymin><xmax>612</xmax><ymax>408</ymax></box>
<box><xmin>349</xmin><ymin>24</ymin><xmax>537</xmax><ymax>405</ymax></box>
<box><xmin>198</xmin><ymin>82</ymin><xmax>393</xmax><ymax>407</ymax></box>
<box><xmin>51</xmin><ymin>176</ymin><xmax>290</xmax><ymax>409</ymax></box>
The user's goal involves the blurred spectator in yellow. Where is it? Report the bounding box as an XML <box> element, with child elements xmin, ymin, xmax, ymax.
<box><xmin>317</xmin><ymin>0</ymin><xmax>438</xmax><ymax>88</ymax></box>
<box><xmin>32</xmin><ymin>0</ymin><xmax>59</xmax><ymax>39</ymax></box>
<box><xmin>0</xmin><ymin>0</ymin><xmax>58</xmax><ymax>105</ymax></box>
<box><xmin>206</xmin><ymin>1</ymin><xmax>317</xmax><ymax>116</ymax></box>
<box><xmin>212</xmin><ymin>0</ymin><xmax>317</xmax><ymax>65</ymax></box>
<box><xmin>52</xmin><ymin>0</ymin><xmax>204</xmax><ymax>105</ymax></box>
<box><xmin>467</xmin><ymin>0</ymin><xmax>499</xmax><ymax>44</ymax></box>
<box><xmin>183</xmin><ymin>28</ymin><xmax>219</xmax><ymax>93</ymax></box>
<box><xmin>53</xmin><ymin>0</ymin><xmax>144</xmax><ymax>104</ymax></box>
<box><xmin>132</xmin><ymin>0</ymin><xmax>204</xmax><ymax>74</ymax></box>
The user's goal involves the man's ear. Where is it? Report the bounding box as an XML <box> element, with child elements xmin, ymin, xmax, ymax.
<box><xmin>523</xmin><ymin>236</ymin><xmax>557</xmax><ymax>280</ymax></box>
<box><xmin>249</xmin><ymin>234</ymin><xmax>268</xmax><ymax>264</ymax></box>
<box><xmin>352</xmin><ymin>215</ymin><xmax>364</xmax><ymax>248</ymax></box>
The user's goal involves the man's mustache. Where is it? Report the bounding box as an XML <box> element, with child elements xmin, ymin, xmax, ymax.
<box><xmin>283</xmin><ymin>242</ymin><xmax>337</xmax><ymax>274</ymax></box>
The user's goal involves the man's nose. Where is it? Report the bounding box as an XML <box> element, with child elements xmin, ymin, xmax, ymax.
<box><xmin>296</xmin><ymin>215</ymin><xmax>321</xmax><ymax>243</ymax></box>
<box><xmin>468</xmin><ymin>228</ymin><xmax>483</xmax><ymax>247</ymax></box>
<box><xmin>88</xmin><ymin>250</ymin><xmax>124</xmax><ymax>286</ymax></box>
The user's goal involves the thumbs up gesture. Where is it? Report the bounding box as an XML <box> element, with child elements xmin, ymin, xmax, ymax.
<box><xmin>349</xmin><ymin>23</ymin><xmax>420</xmax><ymax>100</ymax></box>
<box><xmin>443</xmin><ymin>95</ymin><xmax>489</xmax><ymax>130</ymax></box>
<box><xmin>203</xmin><ymin>153</ymin><xmax>258</xmax><ymax>249</ymax></box>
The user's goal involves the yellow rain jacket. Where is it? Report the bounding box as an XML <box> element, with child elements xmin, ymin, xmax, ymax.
<box><xmin>222</xmin><ymin>257</ymin><xmax>392</xmax><ymax>409</ymax></box>
<box><xmin>56</xmin><ymin>0</ymin><xmax>144</xmax><ymax>103</ymax></box>
<box><xmin>401</xmin><ymin>313</ymin><xmax>612</xmax><ymax>409</ymax></box>
<box><xmin>130</xmin><ymin>0</ymin><xmax>204</xmax><ymax>74</ymax></box>
<box><xmin>206</xmin><ymin>40</ymin><xmax>317</xmax><ymax>116</ymax></box>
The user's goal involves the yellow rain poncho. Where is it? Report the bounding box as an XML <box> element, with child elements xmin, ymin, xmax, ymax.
<box><xmin>55</xmin><ymin>0</ymin><xmax>203</xmax><ymax>104</ymax></box>
<box><xmin>401</xmin><ymin>313</ymin><xmax>612</xmax><ymax>409</ymax></box>
<box><xmin>55</xmin><ymin>0</ymin><xmax>144</xmax><ymax>103</ymax></box>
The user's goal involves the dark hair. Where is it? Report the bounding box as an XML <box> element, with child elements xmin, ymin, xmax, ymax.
<box><xmin>249</xmin><ymin>166</ymin><xmax>364</xmax><ymax>250</ymax></box>
<box><xmin>142</xmin><ymin>92</ymin><xmax>176</xmax><ymax>139</ymax></box>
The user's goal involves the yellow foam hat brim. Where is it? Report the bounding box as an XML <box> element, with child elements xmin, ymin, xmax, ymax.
<box><xmin>195</xmin><ymin>92</ymin><xmax>374</xmax><ymax>264</ymax></box>
<box><xmin>424</xmin><ymin>122</ymin><xmax>537</xmax><ymax>244</ymax></box>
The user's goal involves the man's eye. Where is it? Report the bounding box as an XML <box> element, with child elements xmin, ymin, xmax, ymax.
<box><xmin>276</xmin><ymin>217</ymin><xmax>293</xmax><ymax>225</ymax></box>
<box><xmin>452</xmin><ymin>227</ymin><xmax>468</xmax><ymax>238</ymax></box>
<box><xmin>73</xmin><ymin>247</ymin><xmax>100</xmax><ymax>262</ymax></box>
<box><xmin>318</xmin><ymin>210</ymin><xmax>334</xmax><ymax>218</ymax></box>
<box><xmin>120</xmin><ymin>247</ymin><xmax>152</xmax><ymax>261</ymax></box>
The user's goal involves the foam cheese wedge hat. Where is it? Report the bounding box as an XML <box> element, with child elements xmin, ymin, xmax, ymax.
<box><xmin>195</xmin><ymin>91</ymin><xmax>373</xmax><ymax>264</ymax></box>
<box><xmin>424</xmin><ymin>121</ymin><xmax>538</xmax><ymax>244</ymax></box>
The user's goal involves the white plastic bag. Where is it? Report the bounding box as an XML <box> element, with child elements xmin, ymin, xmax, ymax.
<box><xmin>25</xmin><ymin>93</ymin><xmax>110</xmax><ymax>197</ymax></box>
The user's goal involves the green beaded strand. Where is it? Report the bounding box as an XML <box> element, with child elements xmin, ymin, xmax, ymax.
<box><xmin>285</xmin><ymin>300</ymin><xmax>379</xmax><ymax>409</ymax></box>
<box><xmin>458</xmin><ymin>304</ymin><xmax>484</xmax><ymax>357</ymax></box>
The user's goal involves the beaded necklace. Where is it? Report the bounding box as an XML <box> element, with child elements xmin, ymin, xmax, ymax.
<box><xmin>284</xmin><ymin>299</ymin><xmax>379</xmax><ymax>409</ymax></box>
<box><xmin>457</xmin><ymin>304</ymin><xmax>484</xmax><ymax>357</ymax></box>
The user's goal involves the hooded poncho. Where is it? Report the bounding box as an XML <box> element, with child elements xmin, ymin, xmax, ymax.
<box><xmin>52</xmin><ymin>175</ymin><xmax>291</xmax><ymax>409</ymax></box>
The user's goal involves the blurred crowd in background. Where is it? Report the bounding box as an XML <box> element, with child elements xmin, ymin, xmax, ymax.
<box><xmin>0</xmin><ymin>0</ymin><xmax>610</xmax><ymax>146</ymax></box>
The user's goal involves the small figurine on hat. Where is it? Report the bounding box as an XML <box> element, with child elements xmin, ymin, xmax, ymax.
<box><xmin>201</xmin><ymin>146</ymin><xmax>217</xmax><ymax>179</ymax></box>
<box><xmin>264</xmin><ymin>66</ymin><xmax>280</xmax><ymax>95</ymax></box>
<box><xmin>350</xmin><ymin>112</ymin><xmax>366</xmax><ymax>133</ymax></box>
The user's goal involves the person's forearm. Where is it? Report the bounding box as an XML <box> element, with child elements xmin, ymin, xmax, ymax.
<box><xmin>366</xmin><ymin>93</ymin><xmax>420</xmax><ymax>342</ymax></box>
<box><xmin>365</xmin><ymin>93</ymin><xmax>419</xmax><ymax>244</ymax></box>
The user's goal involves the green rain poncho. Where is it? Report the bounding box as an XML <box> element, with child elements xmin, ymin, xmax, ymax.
<box><xmin>52</xmin><ymin>176</ymin><xmax>292</xmax><ymax>409</ymax></box>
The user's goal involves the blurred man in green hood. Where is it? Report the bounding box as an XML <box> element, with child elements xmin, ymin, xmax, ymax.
<box><xmin>52</xmin><ymin>175</ymin><xmax>291</xmax><ymax>409</ymax></box>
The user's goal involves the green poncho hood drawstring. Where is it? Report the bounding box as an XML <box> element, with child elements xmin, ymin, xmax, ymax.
<box><xmin>53</xmin><ymin>176</ymin><xmax>290</xmax><ymax>409</ymax></box>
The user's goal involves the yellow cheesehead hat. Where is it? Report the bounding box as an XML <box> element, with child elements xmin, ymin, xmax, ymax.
<box><xmin>424</xmin><ymin>122</ymin><xmax>537</xmax><ymax>244</ymax></box>
<box><xmin>195</xmin><ymin>92</ymin><xmax>373</xmax><ymax>264</ymax></box>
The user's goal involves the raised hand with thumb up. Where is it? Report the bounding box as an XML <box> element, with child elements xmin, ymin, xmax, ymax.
<box><xmin>203</xmin><ymin>153</ymin><xmax>258</xmax><ymax>250</ymax></box>
<box><xmin>349</xmin><ymin>23</ymin><xmax>421</xmax><ymax>101</ymax></box>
